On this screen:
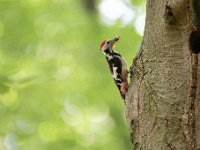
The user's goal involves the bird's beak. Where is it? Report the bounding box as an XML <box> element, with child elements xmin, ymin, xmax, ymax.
<box><xmin>111</xmin><ymin>36</ymin><xmax>120</xmax><ymax>48</ymax></box>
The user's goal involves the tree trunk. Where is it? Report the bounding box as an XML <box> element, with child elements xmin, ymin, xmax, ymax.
<box><xmin>125</xmin><ymin>0</ymin><xmax>200</xmax><ymax>149</ymax></box>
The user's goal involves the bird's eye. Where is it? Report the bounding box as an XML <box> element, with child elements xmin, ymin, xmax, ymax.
<box><xmin>107</xmin><ymin>41</ymin><xmax>110</xmax><ymax>44</ymax></box>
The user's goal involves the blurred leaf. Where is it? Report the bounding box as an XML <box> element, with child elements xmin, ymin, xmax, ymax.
<box><xmin>130</xmin><ymin>0</ymin><xmax>143</xmax><ymax>5</ymax></box>
<box><xmin>0</xmin><ymin>83</ymin><xmax>9</xmax><ymax>94</ymax></box>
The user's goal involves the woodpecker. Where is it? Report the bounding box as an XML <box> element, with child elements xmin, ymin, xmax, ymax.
<box><xmin>99</xmin><ymin>36</ymin><xmax>129</xmax><ymax>100</ymax></box>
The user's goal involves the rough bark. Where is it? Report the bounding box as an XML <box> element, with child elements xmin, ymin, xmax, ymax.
<box><xmin>125</xmin><ymin>0</ymin><xmax>200</xmax><ymax>149</ymax></box>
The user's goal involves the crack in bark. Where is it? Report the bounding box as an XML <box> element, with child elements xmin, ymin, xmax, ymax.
<box><xmin>166</xmin><ymin>142</ymin><xmax>177</xmax><ymax>150</ymax></box>
<box><xmin>186</xmin><ymin>54</ymin><xmax>198</xmax><ymax>150</ymax></box>
<box><xmin>164</xmin><ymin>4</ymin><xmax>177</xmax><ymax>25</ymax></box>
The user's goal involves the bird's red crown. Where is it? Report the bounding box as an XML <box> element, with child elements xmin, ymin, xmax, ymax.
<box><xmin>100</xmin><ymin>40</ymin><xmax>106</xmax><ymax>50</ymax></box>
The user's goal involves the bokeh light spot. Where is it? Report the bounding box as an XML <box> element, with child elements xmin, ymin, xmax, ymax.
<box><xmin>38</xmin><ymin>122</ymin><xmax>64</xmax><ymax>142</ymax></box>
<box><xmin>98</xmin><ymin>0</ymin><xmax>135</xmax><ymax>25</ymax></box>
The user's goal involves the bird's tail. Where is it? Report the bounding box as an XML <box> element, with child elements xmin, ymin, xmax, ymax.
<box><xmin>119</xmin><ymin>81</ymin><xmax>128</xmax><ymax>100</ymax></box>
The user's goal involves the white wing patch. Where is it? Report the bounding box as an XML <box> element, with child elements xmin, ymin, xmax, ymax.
<box><xmin>112</xmin><ymin>66</ymin><xmax>118</xmax><ymax>80</ymax></box>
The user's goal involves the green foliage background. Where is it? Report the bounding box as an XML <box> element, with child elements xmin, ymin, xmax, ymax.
<box><xmin>0</xmin><ymin>0</ymin><xmax>143</xmax><ymax>149</ymax></box>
